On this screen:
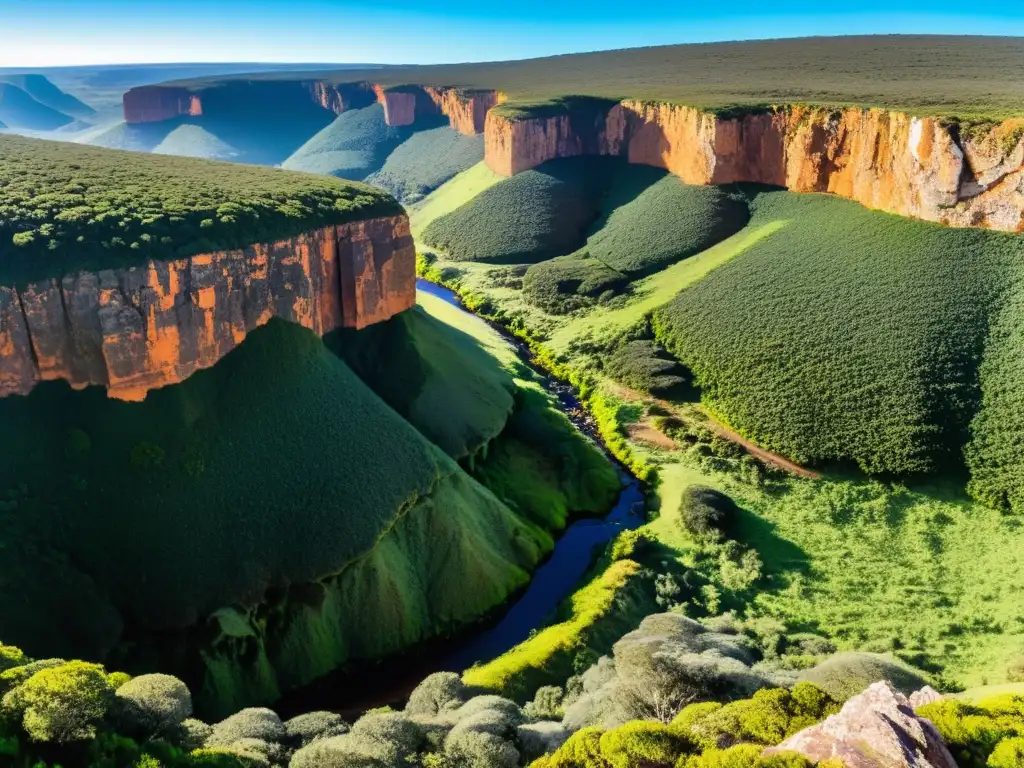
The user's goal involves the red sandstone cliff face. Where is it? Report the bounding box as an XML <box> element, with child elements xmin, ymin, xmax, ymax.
<box><xmin>424</xmin><ymin>87</ymin><xmax>505</xmax><ymax>135</ymax></box>
<box><xmin>0</xmin><ymin>215</ymin><xmax>415</xmax><ymax>402</ymax></box>
<box><xmin>486</xmin><ymin>102</ymin><xmax>1024</xmax><ymax>232</ymax></box>
<box><xmin>373</xmin><ymin>85</ymin><xmax>419</xmax><ymax>127</ymax></box>
<box><xmin>123</xmin><ymin>87</ymin><xmax>203</xmax><ymax>124</ymax></box>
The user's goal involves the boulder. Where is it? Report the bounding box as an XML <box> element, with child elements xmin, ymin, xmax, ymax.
<box><xmin>763</xmin><ymin>681</ymin><xmax>957</xmax><ymax>768</ymax></box>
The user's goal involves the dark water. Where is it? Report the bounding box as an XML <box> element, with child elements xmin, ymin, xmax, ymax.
<box><xmin>278</xmin><ymin>280</ymin><xmax>645</xmax><ymax>717</ymax></box>
<box><xmin>419</xmin><ymin>277</ymin><xmax>646</xmax><ymax>666</ymax></box>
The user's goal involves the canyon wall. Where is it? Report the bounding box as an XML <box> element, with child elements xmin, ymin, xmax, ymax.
<box><xmin>122</xmin><ymin>86</ymin><xmax>203</xmax><ymax>124</ymax></box>
<box><xmin>123</xmin><ymin>82</ymin><xmax>503</xmax><ymax>136</ymax></box>
<box><xmin>486</xmin><ymin>102</ymin><xmax>1024</xmax><ymax>231</ymax></box>
<box><xmin>0</xmin><ymin>215</ymin><xmax>415</xmax><ymax>401</ymax></box>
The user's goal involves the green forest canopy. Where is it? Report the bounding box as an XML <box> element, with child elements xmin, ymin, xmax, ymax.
<box><xmin>0</xmin><ymin>134</ymin><xmax>401</xmax><ymax>285</ymax></box>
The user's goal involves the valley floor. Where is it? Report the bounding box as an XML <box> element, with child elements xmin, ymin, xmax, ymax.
<box><xmin>412</xmin><ymin>163</ymin><xmax>1024</xmax><ymax>694</ymax></box>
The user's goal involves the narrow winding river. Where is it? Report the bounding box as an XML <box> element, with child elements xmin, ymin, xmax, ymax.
<box><xmin>279</xmin><ymin>280</ymin><xmax>645</xmax><ymax>717</ymax></box>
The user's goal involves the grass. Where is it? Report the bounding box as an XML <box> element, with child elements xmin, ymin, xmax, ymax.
<box><xmin>462</xmin><ymin>559</ymin><xmax>653</xmax><ymax>701</ymax></box>
<box><xmin>654</xmin><ymin>189</ymin><xmax>1024</xmax><ymax>477</ymax></box>
<box><xmin>164</xmin><ymin>36</ymin><xmax>1024</xmax><ymax>121</ymax></box>
<box><xmin>281</xmin><ymin>104</ymin><xmax>415</xmax><ymax>181</ymax></box>
<box><xmin>408</xmin><ymin>161</ymin><xmax>504</xmax><ymax>239</ymax></box>
<box><xmin>410</xmin><ymin>167</ymin><xmax>1024</xmax><ymax>693</ymax></box>
<box><xmin>421</xmin><ymin>157</ymin><xmax>617</xmax><ymax>264</ymax></box>
<box><xmin>364</xmin><ymin>125</ymin><xmax>484</xmax><ymax>204</ymax></box>
<box><xmin>0</xmin><ymin>134</ymin><xmax>400</xmax><ymax>285</ymax></box>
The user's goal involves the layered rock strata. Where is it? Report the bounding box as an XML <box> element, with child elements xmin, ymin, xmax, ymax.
<box><xmin>485</xmin><ymin>103</ymin><xmax>1024</xmax><ymax>231</ymax></box>
<box><xmin>122</xmin><ymin>86</ymin><xmax>203</xmax><ymax>123</ymax></box>
<box><xmin>0</xmin><ymin>215</ymin><xmax>415</xmax><ymax>401</ymax></box>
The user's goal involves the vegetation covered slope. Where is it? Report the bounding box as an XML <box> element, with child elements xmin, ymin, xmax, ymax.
<box><xmin>0</xmin><ymin>74</ymin><xmax>94</xmax><ymax>117</ymax></box>
<box><xmin>0</xmin><ymin>135</ymin><xmax>399</xmax><ymax>284</ymax></box>
<box><xmin>421</xmin><ymin>158</ymin><xmax>617</xmax><ymax>264</ymax></box>
<box><xmin>364</xmin><ymin>125</ymin><xmax>484</xmax><ymax>204</ymax></box>
<box><xmin>168</xmin><ymin>36</ymin><xmax>1024</xmax><ymax>120</ymax></box>
<box><xmin>281</xmin><ymin>104</ymin><xmax>416</xmax><ymax>181</ymax></box>
<box><xmin>523</xmin><ymin>166</ymin><xmax>750</xmax><ymax>311</ymax></box>
<box><xmin>0</xmin><ymin>83</ymin><xmax>73</xmax><ymax>131</ymax></box>
<box><xmin>654</xmin><ymin>190</ymin><xmax>1024</xmax><ymax>476</ymax></box>
<box><xmin>0</xmin><ymin>318</ymin><xmax>556</xmax><ymax>714</ymax></box>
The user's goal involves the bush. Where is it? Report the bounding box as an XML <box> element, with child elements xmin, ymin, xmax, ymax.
<box><xmin>346</xmin><ymin>712</ymin><xmax>425</xmax><ymax>763</ymax></box>
<box><xmin>798</xmin><ymin>653</ymin><xmax>929</xmax><ymax>702</ymax></box>
<box><xmin>0</xmin><ymin>644</ymin><xmax>26</xmax><ymax>672</ymax></box>
<box><xmin>915</xmin><ymin>699</ymin><xmax>1018</xmax><ymax>768</ymax></box>
<box><xmin>171</xmin><ymin>718</ymin><xmax>214</xmax><ymax>751</ymax></box>
<box><xmin>679</xmin><ymin>486</ymin><xmax>737</xmax><ymax>540</ymax></box>
<box><xmin>1</xmin><ymin>660</ymin><xmax>113</xmax><ymax>743</ymax></box>
<box><xmin>599</xmin><ymin>720</ymin><xmax>691</xmax><ymax>768</ymax></box>
<box><xmin>606</xmin><ymin>341</ymin><xmax>689</xmax><ymax>398</ymax></box>
<box><xmin>443</xmin><ymin>728</ymin><xmax>519</xmax><ymax>768</ymax></box>
<box><xmin>114</xmin><ymin>673</ymin><xmax>193</xmax><ymax>736</ymax></box>
<box><xmin>518</xmin><ymin>721</ymin><xmax>570</xmax><ymax>762</ymax></box>
<box><xmin>0</xmin><ymin>659</ymin><xmax>67</xmax><ymax>693</ymax></box>
<box><xmin>207</xmin><ymin>709</ymin><xmax>286</xmax><ymax>748</ymax></box>
<box><xmin>989</xmin><ymin>737</ymin><xmax>1024</xmax><ymax>768</ymax></box>
<box><xmin>531</xmin><ymin>726</ymin><xmax>605</xmax><ymax>768</ymax></box>
<box><xmin>524</xmin><ymin>686</ymin><xmax>566</xmax><ymax>721</ymax></box>
<box><xmin>406</xmin><ymin>672</ymin><xmax>468</xmax><ymax>717</ymax></box>
<box><xmin>284</xmin><ymin>712</ymin><xmax>350</xmax><ymax>748</ymax></box>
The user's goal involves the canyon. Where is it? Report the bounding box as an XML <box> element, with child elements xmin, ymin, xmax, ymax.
<box><xmin>0</xmin><ymin>214</ymin><xmax>415</xmax><ymax>402</ymax></box>
<box><xmin>124</xmin><ymin>78</ymin><xmax>1024</xmax><ymax>231</ymax></box>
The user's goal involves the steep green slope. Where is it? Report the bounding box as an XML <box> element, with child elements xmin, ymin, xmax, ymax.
<box><xmin>0</xmin><ymin>134</ymin><xmax>399</xmax><ymax>284</ymax></box>
<box><xmin>421</xmin><ymin>157</ymin><xmax>617</xmax><ymax>264</ymax></box>
<box><xmin>364</xmin><ymin>125</ymin><xmax>484</xmax><ymax>203</ymax></box>
<box><xmin>150</xmin><ymin>124</ymin><xmax>241</xmax><ymax>160</ymax></box>
<box><xmin>282</xmin><ymin>104</ymin><xmax>415</xmax><ymax>180</ymax></box>
<box><xmin>0</xmin><ymin>83</ymin><xmax>73</xmax><ymax>130</ymax></box>
<box><xmin>0</xmin><ymin>319</ymin><xmax>558</xmax><ymax>715</ymax></box>
<box><xmin>524</xmin><ymin>166</ymin><xmax>750</xmax><ymax>311</ymax></box>
<box><xmin>0</xmin><ymin>74</ymin><xmax>95</xmax><ymax>117</ymax></box>
<box><xmin>654</xmin><ymin>190</ymin><xmax>1024</xmax><ymax>476</ymax></box>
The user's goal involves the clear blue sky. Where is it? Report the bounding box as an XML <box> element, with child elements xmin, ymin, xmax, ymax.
<box><xmin>1</xmin><ymin>0</ymin><xmax>1022</xmax><ymax>67</ymax></box>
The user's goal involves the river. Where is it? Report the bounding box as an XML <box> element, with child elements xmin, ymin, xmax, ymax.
<box><xmin>278</xmin><ymin>279</ymin><xmax>645</xmax><ymax>717</ymax></box>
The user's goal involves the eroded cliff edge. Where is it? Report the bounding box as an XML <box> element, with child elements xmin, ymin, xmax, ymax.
<box><xmin>485</xmin><ymin>103</ymin><xmax>1024</xmax><ymax>231</ymax></box>
<box><xmin>0</xmin><ymin>215</ymin><xmax>415</xmax><ymax>401</ymax></box>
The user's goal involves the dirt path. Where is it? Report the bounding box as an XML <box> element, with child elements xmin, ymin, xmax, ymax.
<box><xmin>610</xmin><ymin>383</ymin><xmax>821</xmax><ymax>480</ymax></box>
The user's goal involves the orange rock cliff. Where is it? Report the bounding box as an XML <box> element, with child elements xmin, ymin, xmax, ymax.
<box><xmin>123</xmin><ymin>81</ymin><xmax>504</xmax><ymax>137</ymax></box>
<box><xmin>0</xmin><ymin>215</ymin><xmax>415</xmax><ymax>402</ymax></box>
<box><xmin>485</xmin><ymin>103</ymin><xmax>1024</xmax><ymax>231</ymax></box>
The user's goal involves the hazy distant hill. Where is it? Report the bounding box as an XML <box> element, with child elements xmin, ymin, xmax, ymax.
<box><xmin>0</xmin><ymin>83</ymin><xmax>73</xmax><ymax>130</ymax></box>
<box><xmin>0</xmin><ymin>74</ymin><xmax>94</xmax><ymax>116</ymax></box>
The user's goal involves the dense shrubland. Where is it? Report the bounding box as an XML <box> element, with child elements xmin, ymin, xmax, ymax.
<box><xmin>364</xmin><ymin>125</ymin><xmax>484</xmax><ymax>204</ymax></box>
<box><xmin>654</xmin><ymin>189</ymin><xmax>1024</xmax><ymax>479</ymax></box>
<box><xmin>0</xmin><ymin>134</ymin><xmax>399</xmax><ymax>283</ymax></box>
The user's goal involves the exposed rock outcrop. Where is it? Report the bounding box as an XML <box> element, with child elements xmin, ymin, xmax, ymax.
<box><xmin>373</xmin><ymin>85</ymin><xmax>418</xmax><ymax>127</ymax></box>
<box><xmin>764</xmin><ymin>682</ymin><xmax>958</xmax><ymax>768</ymax></box>
<box><xmin>424</xmin><ymin>87</ymin><xmax>505</xmax><ymax>135</ymax></box>
<box><xmin>0</xmin><ymin>215</ymin><xmax>415</xmax><ymax>401</ymax></box>
<box><xmin>123</xmin><ymin>86</ymin><xmax>203</xmax><ymax>123</ymax></box>
<box><xmin>485</xmin><ymin>102</ymin><xmax>1024</xmax><ymax>231</ymax></box>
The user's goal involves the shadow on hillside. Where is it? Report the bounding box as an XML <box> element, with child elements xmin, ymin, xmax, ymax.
<box><xmin>731</xmin><ymin>504</ymin><xmax>809</xmax><ymax>577</ymax></box>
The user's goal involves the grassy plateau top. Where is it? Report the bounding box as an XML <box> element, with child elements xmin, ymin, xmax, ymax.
<box><xmin>163</xmin><ymin>36</ymin><xmax>1024</xmax><ymax>121</ymax></box>
<box><xmin>0</xmin><ymin>134</ymin><xmax>401</xmax><ymax>285</ymax></box>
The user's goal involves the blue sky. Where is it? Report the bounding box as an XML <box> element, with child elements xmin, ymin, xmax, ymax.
<box><xmin>1</xmin><ymin>0</ymin><xmax>1022</xmax><ymax>67</ymax></box>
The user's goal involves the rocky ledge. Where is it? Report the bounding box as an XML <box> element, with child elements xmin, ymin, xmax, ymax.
<box><xmin>0</xmin><ymin>215</ymin><xmax>415</xmax><ymax>401</ymax></box>
<box><xmin>485</xmin><ymin>103</ymin><xmax>1024</xmax><ymax>231</ymax></box>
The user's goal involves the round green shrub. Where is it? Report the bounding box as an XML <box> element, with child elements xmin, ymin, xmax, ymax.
<box><xmin>798</xmin><ymin>652</ymin><xmax>928</xmax><ymax>701</ymax></box>
<box><xmin>114</xmin><ymin>673</ymin><xmax>193</xmax><ymax>736</ymax></box>
<box><xmin>1</xmin><ymin>660</ymin><xmax>113</xmax><ymax>743</ymax></box>
<box><xmin>600</xmin><ymin>720</ymin><xmax>691</xmax><ymax>768</ymax></box>
<box><xmin>679</xmin><ymin>486</ymin><xmax>737</xmax><ymax>540</ymax></box>
<box><xmin>406</xmin><ymin>672</ymin><xmax>468</xmax><ymax>717</ymax></box>
<box><xmin>284</xmin><ymin>712</ymin><xmax>350</xmax><ymax>748</ymax></box>
<box><xmin>989</xmin><ymin>737</ymin><xmax>1024</xmax><ymax>768</ymax></box>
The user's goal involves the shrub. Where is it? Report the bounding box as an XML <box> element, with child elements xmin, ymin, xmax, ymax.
<box><xmin>532</xmin><ymin>726</ymin><xmax>605</xmax><ymax>768</ymax></box>
<box><xmin>114</xmin><ymin>673</ymin><xmax>193</xmax><ymax>736</ymax></box>
<box><xmin>916</xmin><ymin>699</ymin><xmax>1017</xmax><ymax>768</ymax></box>
<box><xmin>0</xmin><ymin>644</ymin><xmax>26</xmax><ymax>671</ymax></box>
<box><xmin>207</xmin><ymin>709</ymin><xmax>286</xmax><ymax>748</ymax></box>
<box><xmin>989</xmin><ymin>737</ymin><xmax>1024</xmax><ymax>768</ymax></box>
<box><xmin>599</xmin><ymin>720</ymin><xmax>691</xmax><ymax>768</ymax></box>
<box><xmin>171</xmin><ymin>718</ymin><xmax>214</xmax><ymax>751</ymax></box>
<box><xmin>518</xmin><ymin>721</ymin><xmax>570</xmax><ymax>762</ymax></box>
<box><xmin>606</xmin><ymin>341</ymin><xmax>689</xmax><ymax>398</ymax></box>
<box><xmin>406</xmin><ymin>672</ymin><xmax>468</xmax><ymax>717</ymax></box>
<box><xmin>679</xmin><ymin>486</ymin><xmax>737</xmax><ymax>540</ymax></box>
<box><xmin>0</xmin><ymin>659</ymin><xmax>66</xmax><ymax>693</ymax></box>
<box><xmin>524</xmin><ymin>686</ymin><xmax>566</xmax><ymax>721</ymax></box>
<box><xmin>443</xmin><ymin>728</ymin><xmax>519</xmax><ymax>768</ymax></box>
<box><xmin>284</xmin><ymin>712</ymin><xmax>350</xmax><ymax>748</ymax></box>
<box><xmin>1</xmin><ymin>660</ymin><xmax>113</xmax><ymax>743</ymax></box>
<box><xmin>346</xmin><ymin>712</ymin><xmax>425</xmax><ymax>763</ymax></box>
<box><xmin>798</xmin><ymin>653</ymin><xmax>928</xmax><ymax>701</ymax></box>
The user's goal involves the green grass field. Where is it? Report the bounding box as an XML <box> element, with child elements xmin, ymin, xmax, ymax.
<box><xmin>411</xmin><ymin>163</ymin><xmax>1024</xmax><ymax>691</ymax></box>
<box><xmin>0</xmin><ymin>134</ymin><xmax>400</xmax><ymax>284</ymax></box>
<box><xmin>165</xmin><ymin>36</ymin><xmax>1024</xmax><ymax>121</ymax></box>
